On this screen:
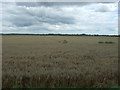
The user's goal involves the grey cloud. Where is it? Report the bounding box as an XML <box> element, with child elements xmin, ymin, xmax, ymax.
<box><xmin>37</xmin><ymin>17</ymin><xmax>74</xmax><ymax>24</ymax></box>
<box><xmin>95</xmin><ymin>5</ymin><xmax>111</xmax><ymax>12</ymax></box>
<box><xmin>3</xmin><ymin>4</ymin><xmax>75</xmax><ymax>27</ymax></box>
<box><xmin>3</xmin><ymin>13</ymin><xmax>36</xmax><ymax>27</ymax></box>
<box><xmin>12</xmin><ymin>20</ymin><xmax>34</xmax><ymax>27</ymax></box>
<box><xmin>2</xmin><ymin>2</ymin><xmax>117</xmax><ymax>35</ymax></box>
<box><xmin>16</xmin><ymin>2</ymin><xmax>91</xmax><ymax>7</ymax></box>
<box><xmin>15</xmin><ymin>2</ymin><xmax>113</xmax><ymax>8</ymax></box>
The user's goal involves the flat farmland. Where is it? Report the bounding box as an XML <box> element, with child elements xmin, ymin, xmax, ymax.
<box><xmin>2</xmin><ymin>35</ymin><xmax>118</xmax><ymax>88</ymax></box>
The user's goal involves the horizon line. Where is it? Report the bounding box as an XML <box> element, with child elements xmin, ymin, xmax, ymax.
<box><xmin>0</xmin><ymin>33</ymin><xmax>119</xmax><ymax>36</ymax></box>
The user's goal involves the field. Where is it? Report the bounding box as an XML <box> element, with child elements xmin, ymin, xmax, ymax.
<box><xmin>2</xmin><ymin>35</ymin><xmax>118</xmax><ymax>88</ymax></box>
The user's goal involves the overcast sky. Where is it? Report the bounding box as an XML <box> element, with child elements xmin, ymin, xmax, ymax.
<box><xmin>1</xmin><ymin>2</ymin><xmax>118</xmax><ymax>35</ymax></box>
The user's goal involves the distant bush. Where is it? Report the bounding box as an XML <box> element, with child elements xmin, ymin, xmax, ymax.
<box><xmin>58</xmin><ymin>40</ymin><xmax>68</xmax><ymax>44</ymax></box>
<box><xmin>98</xmin><ymin>41</ymin><xmax>104</xmax><ymax>44</ymax></box>
<box><xmin>63</xmin><ymin>40</ymin><xmax>68</xmax><ymax>44</ymax></box>
<box><xmin>105</xmin><ymin>41</ymin><xmax>115</xmax><ymax>44</ymax></box>
<box><xmin>98</xmin><ymin>41</ymin><xmax>115</xmax><ymax>44</ymax></box>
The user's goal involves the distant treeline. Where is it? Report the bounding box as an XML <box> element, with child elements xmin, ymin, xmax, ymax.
<box><xmin>0</xmin><ymin>33</ymin><xmax>119</xmax><ymax>37</ymax></box>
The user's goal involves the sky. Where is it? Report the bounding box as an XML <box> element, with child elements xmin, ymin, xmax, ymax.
<box><xmin>0</xmin><ymin>2</ymin><xmax>118</xmax><ymax>35</ymax></box>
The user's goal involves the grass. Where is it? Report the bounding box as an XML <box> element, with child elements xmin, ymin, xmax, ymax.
<box><xmin>12</xmin><ymin>85</ymin><xmax>77</xmax><ymax>88</ymax></box>
<box><xmin>12</xmin><ymin>85</ymin><xmax>120</xmax><ymax>88</ymax></box>
<box><xmin>58</xmin><ymin>41</ymin><xmax>61</xmax><ymax>43</ymax></box>
<box><xmin>3</xmin><ymin>35</ymin><xmax>118</xmax><ymax>88</ymax></box>
<box><xmin>110</xmin><ymin>86</ymin><xmax>120</xmax><ymax>88</ymax></box>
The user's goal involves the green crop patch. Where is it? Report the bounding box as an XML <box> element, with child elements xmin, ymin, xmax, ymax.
<box><xmin>58</xmin><ymin>40</ymin><xmax>68</xmax><ymax>44</ymax></box>
<box><xmin>98</xmin><ymin>41</ymin><xmax>115</xmax><ymax>44</ymax></box>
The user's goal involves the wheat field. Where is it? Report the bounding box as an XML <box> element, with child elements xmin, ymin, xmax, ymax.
<box><xmin>2</xmin><ymin>35</ymin><xmax>118</xmax><ymax>88</ymax></box>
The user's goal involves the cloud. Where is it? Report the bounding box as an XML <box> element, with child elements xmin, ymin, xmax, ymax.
<box><xmin>2</xmin><ymin>3</ymin><xmax>75</xmax><ymax>27</ymax></box>
<box><xmin>95</xmin><ymin>6</ymin><xmax>111</xmax><ymax>12</ymax></box>
<box><xmin>16</xmin><ymin>2</ymin><xmax>91</xmax><ymax>7</ymax></box>
<box><xmin>1</xmin><ymin>2</ymin><xmax>118</xmax><ymax>35</ymax></box>
<box><xmin>94</xmin><ymin>3</ymin><xmax>117</xmax><ymax>12</ymax></box>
